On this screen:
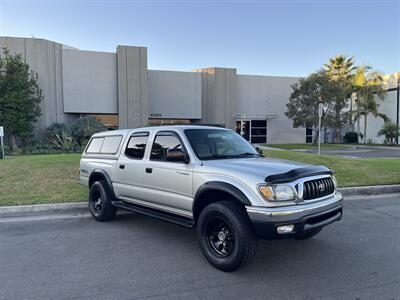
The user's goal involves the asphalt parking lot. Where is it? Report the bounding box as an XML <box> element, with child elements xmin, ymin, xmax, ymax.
<box><xmin>1</xmin><ymin>194</ymin><xmax>400</xmax><ymax>300</ymax></box>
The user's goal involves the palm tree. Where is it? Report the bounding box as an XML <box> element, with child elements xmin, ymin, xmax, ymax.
<box><xmin>378</xmin><ymin>121</ymin><xmax>400</xmax><ymax>145</ymax></box>
<box><xmin>352</xmin><ymin>66</ymin><xmax>387</xmax><ymax>143</ymax></box>
<box><xmin>324</xmin><ymin>55</ymin><xmax>356</xmax><ymax>82</ymax></box>
<box><xmin>324</xmin><ymin>55</ymin><xmax>356</xmax><ymax>141</ymax></box>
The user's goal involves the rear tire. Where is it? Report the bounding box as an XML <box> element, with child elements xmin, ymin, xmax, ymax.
<box><xmin>295</xmin><ymin>228</ymin><xmax>322</xmax><ymax>240</ymax></box>
<box><xmin>89</xmin><ymin>180</ymin><xmax>117</xmax><ymax>222</ymax></box>
<box><xmin>197</xmin><ymin>201</ymin><xmax>257</xmax><ymax>272</ymax></box>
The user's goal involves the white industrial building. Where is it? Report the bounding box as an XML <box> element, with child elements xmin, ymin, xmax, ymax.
<box><xmin>0</xmin><ymin>36</ymin><xmax>398</xmax><ymax>144</ymax></box>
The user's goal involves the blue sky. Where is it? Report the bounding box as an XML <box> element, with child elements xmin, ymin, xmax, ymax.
<box><xmin>1</xmin><ymin>0</ymin><xmax>399</xmax><ymax>77</ymax></box>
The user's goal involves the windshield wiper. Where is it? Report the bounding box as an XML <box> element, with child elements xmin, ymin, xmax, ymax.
<box><xmin>238</xmin><ymin>152</ymin><xmax>263</xmax><ymax>157</ymax></box>
<box><xmin>200</xmin><ymin>153</ymin><xmax>263</xmax><ymax>160</ymax></box>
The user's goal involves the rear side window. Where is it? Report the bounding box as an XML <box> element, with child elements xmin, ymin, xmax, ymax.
<box><xmin>86</xmin><ymin>135</ymin><xmax>122</xmax><ymax>154</ymax></box>
<box><xmin>86</xmin><ymin>137</ymin><xmax>104</xmax><ymax>153</ymax></box>
<box><xmin>125</xmin><ymin>133</ymin><xmax>149</xmax><ymax>159</ymax></box>
<box><xmin>100</xmin><ymin>136</ymin><xmax>123</xmax><ymax>154</ymax></box>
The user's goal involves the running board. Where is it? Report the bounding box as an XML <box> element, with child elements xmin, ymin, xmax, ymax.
<box><xmin>111</xmin><ymin>200</ymin><xmax>194</xmax><ymax>228</ymax></box>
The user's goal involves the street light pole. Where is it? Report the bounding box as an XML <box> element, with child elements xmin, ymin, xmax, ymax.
<box><xmin>396</xmin><ymin>77</ymin><xmax>399</xmax><ymax>145</ymax></box>
<box><xmin>0</xmin><ymin>126</ymin><xmax>4</xmax><ymax>159</ymax></box>
<box><xmin>318</xmin><ymin>97</ymin><xmax>323</xmax><ymax>155</ymax></box>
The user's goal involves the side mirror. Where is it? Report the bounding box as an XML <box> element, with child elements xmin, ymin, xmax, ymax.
<box><xmin>166</xmin><ymin>149</ymin><xmax>189</xmax><ymax>163</ymax></box>
<box><xmin>255</xmin><ymin>147</ymin><xmax>263</xmax><ymax>155</ymax></box>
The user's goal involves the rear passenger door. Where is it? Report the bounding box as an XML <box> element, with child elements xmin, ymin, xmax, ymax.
<box><xmin>113</xmin><ymin>132</ymin><xmax>149</xmax><ymax>202</ymax></box>
<box><xmin>141</xmin><ymin>131</ymin><xmax>193</xmax><ymax>216</ymax></box>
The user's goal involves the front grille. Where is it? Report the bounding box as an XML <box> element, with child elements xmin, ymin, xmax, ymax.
<box><xmin>303</xmin><ymin>177</ymin><xmax>335</xmax><ymax>200</ymax></box>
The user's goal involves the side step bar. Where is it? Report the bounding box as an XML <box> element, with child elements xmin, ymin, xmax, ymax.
<box><xmin>111</xmin><ymin>200</ymin><xmax>194</xmax><ymax>228</ymax></box>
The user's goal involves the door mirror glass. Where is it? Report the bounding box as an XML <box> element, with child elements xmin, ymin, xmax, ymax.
<box><xmin>166</xmin><ymin>149</ymin><xmax>187</xmax><ymax>163</ymax></box>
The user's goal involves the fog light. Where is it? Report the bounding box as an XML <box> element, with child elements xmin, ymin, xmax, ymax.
<box><xmin>277</xmin><ymin>224</ymin><xmax>294</xmax><ymax>234</ymax></box>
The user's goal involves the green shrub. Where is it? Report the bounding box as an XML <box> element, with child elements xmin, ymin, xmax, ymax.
<box><xmin>47</xmin><ymin>123</ymin><xmax>71</xmax><ymax>141</ymax></box>
<box><xmin>44</xmin><ymin>117</ymin><xmax>106</xmax><ymax>153</ymax></box>
<box><xmin>70</xmin><ymin>116</ymin><xmax>106</xmax><ymax>146</ymax></box>
<box><xmin>22</xmin><ymin>142</ymin><xmax>61</xmax><ymax>155</ymax></box>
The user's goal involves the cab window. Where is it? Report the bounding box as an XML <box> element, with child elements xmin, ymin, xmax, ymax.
<box><xmin>125</xmin><ymin>132</ymin><xmax>149</xmax><ymax>159</ymax></box>
<box><xmin>150</xmin><ymin>132</ymin><xmax>185</xmax><ymax>162</ymax></box>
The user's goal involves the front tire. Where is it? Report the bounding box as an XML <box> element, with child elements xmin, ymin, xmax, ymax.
<box><xmin>89</xmin><ymin>180</ymin><xmax>117</xmax><ymax>222</ymax></box>
<box><xmin>197</xmin><ymin>201</ymin><xmax>257</xmax><ymax>272</ymax></box>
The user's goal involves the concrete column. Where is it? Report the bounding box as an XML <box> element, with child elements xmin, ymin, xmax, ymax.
<box><xmin>193</xmin><ymin>67</ymin><xmax>237</xmax><ymax>129</ymax></box>
<box><xmin>117</xmin><ymin>45</ymin><xmax>148</xmax><ymax>129</ymax></box>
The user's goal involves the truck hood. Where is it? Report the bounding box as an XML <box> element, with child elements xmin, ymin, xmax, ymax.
<box><xmin>200</xmin><ymin>157</ymin><xmax>326</xmax><ymax>183</ymax></box>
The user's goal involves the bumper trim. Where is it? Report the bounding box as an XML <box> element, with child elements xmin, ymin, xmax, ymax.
<box><xmin>246</xmin><ymin>192</ymin><xmax>343</xmax><ymax>239</ymax></box>
<box><xmin>246</xmin><ymin>192</ymin><xmax>343</xmax><ymax>223</ymax></box>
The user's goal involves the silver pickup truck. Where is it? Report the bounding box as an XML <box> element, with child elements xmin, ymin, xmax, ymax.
<box><xmin>80</xmin><ymin>125</ymin><xmax>343</xmax><ymax>271</ymax></box>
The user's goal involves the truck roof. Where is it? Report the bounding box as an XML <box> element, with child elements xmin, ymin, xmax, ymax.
<box><xmin>91</xmin><ymin>125</ymin><xmax>230</xmax><ymax>137</ymax></box>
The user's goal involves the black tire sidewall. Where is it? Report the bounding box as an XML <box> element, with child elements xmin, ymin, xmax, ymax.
<box><xmin>197</xmin><ymin>201</ymin><xmax>255</xmax><ymax>271</ymax></box>
<box><xmin>89</xmin><ymin>181</ymin><xmax>116</xmax><ymax>221</ymax></box>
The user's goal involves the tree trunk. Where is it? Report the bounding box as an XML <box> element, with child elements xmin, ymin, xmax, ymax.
<box><xmin>364</xmin><ymin>114</ymin><xmax>368</xmax><ymax>144</ymax></box>
<box><xmin>10</xmin><ymin>134</ymin><xmax>18</xmax><ymax>150</ymax></box>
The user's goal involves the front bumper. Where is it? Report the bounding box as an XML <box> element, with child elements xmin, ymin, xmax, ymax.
<box><xmin>246</xmin><ymin>192</ymin><xmax>343</xmax><ymax>239</ymax></box>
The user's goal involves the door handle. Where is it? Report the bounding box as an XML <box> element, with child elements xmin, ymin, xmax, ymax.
<box><xmin>145</xmin><ymin>167</ymin><xmax>153</xmax><ymax>174</ymax></box>
<box><xmin>119</xmin><ymin>164</ymin><xmax>125</xmax><ymax>169</ymax></box>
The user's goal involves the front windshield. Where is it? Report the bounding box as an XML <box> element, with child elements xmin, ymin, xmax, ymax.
<box><xmin>184</xmin><ymin>129</ymin><xmax>260</xmax><ymax>160</ymax></box>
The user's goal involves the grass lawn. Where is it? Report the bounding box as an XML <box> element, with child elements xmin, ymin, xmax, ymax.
<box><xmin>265</xmin><ymin>143</ymin><xmax>400</xmax><ymax>150</ymax></box>
<box><xmin>0</xmin><ymin>152</ymin><xmax>399</xmax><ymax>206</ymax></box>
<box><xmin>265</xmin><ymin>144</ymin><xmax>353</xmax><ymax>150</ymax></box>
<box><xmin>263</xmin><ymin>150</ymin><xmax>400</xmax><ymax>187</ymax></box>
<box><xmin>0</xmin><ymin>154</ymin><xmax>87</xmax><ymax>206</ymax></box>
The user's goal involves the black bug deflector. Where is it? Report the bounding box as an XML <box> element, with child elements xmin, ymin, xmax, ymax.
<box><xmin>265</xmin><ymin>166</ymin><xmax>333</xmax><ymax>184</ymax></box>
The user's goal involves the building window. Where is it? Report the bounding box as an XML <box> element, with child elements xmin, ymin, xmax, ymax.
<box><xmin>236</xmin><ymin>119</ymin><xmax>267</xmax><ymax>144</ymax></box>
<box><xmin>306</xmin><ymin>127</ymin><xmax>313</xmax><ymax>144</ymax></box>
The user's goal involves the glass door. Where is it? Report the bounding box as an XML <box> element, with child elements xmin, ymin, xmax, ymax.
<box><xmin>236</xmin><ymin>120</ymin><xmax>250</xmax><ymax>141</ymax></box>
<box><xmin>250</xmin><ymin>120</ymin><xmax>267</xmax><ymax>143</ymax></box>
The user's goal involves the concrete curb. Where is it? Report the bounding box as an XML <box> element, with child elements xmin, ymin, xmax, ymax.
<box><xmin>0</xmin><ymin>184</ymin><xmax>399</xmax><ymax>218</ymax></box>
<box><xmin>338</xmin><ymin>184</ymin><xmax>400</xmax><ymax>196</ymax></box>
<box><xmin>0</xmin><ymin>202</ymin><xmax>87</xmax><ymax>218</ymax></box>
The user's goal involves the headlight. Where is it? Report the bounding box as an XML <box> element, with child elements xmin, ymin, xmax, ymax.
<box><xmin>258</xmin><ymin>184</ymin><xmax>296</xmax><ymax>201</ymax></box>
<box><xmin>331</xmin><ymin>175</ymin><xmax>338</xmax><ymax>188</ymax></box>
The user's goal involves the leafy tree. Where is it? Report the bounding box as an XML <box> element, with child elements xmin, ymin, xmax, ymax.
<box><xmin>0</xmin><ymin>48</ymin><xmax>43</xmax><ymax>149</ymax></box>
<box><xmin>352</xmin><ymin>66</ymin><xmax>387</xmax><ymax>143</ymax></box>
<box><xmin>286</xmin><ymin>71</ymin><xmax>347</xmax><ymax>144</ymax></box>
<box><xmin>378</xmin><ymin>121</ymin><xmax>399</xmax><ymax>145</ymax></box>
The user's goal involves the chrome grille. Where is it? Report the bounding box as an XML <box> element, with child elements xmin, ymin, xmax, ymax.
<box><xmin>303</xmin><ymin>177</ymin><xmax>335</xmax><ymax>200</ymax></box>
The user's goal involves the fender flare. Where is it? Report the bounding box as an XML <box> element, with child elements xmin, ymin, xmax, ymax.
<box><xmin>88</xmin><ymin>169</ymin><xmax>116</xmax><ymax>199</ymax></box>
<box><xmin>193</xmin><ymin>181</ymin><xmax>252</xmax><ymax>221</ymax></box>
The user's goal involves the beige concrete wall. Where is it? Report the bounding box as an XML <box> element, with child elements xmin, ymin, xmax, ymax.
<box><xmin>148</xmin><ymin>70</ymin><xmax>201</xmax><ymax>119</ymax></box>
<box><xmin>62</xmin><ymin>49</ymin><xmax>118</xmax><ymax>114</ymax></box>
<box><xmin>236</xmin><ymin>74</ymin><xmax>305</xmax><ymax>144</ymax></box>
